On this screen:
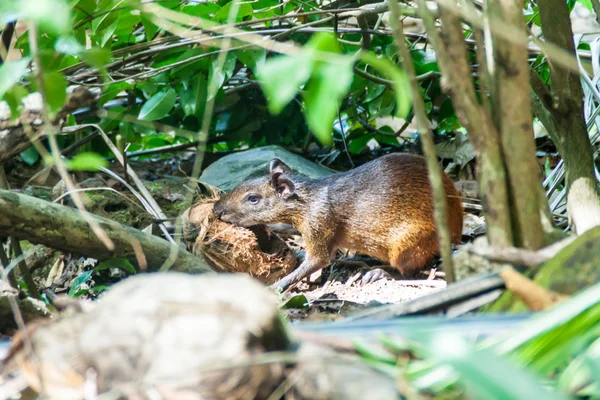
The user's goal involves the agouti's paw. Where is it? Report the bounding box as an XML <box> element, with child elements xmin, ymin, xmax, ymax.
<box><xmin>361</xmin><ymin>268</ymin><xmax>393</xmax><ymax>285</ymax></box>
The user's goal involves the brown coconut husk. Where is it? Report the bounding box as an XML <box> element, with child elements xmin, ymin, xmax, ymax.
<box><xmin>181</xmin><ymin>192</ymin><xmax>298</xmax><ymax>285</ymax></box>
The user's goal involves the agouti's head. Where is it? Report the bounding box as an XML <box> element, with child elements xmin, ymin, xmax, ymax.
<box><xmin>213</xmin><ymin>158</ymin><xmax>302</xmax><ymax>227</ymax></box>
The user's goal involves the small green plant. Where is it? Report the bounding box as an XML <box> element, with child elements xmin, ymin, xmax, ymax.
<box><xmin>69</xmin><ymin>258</ymin><xmax>136</xmax><ymax>297</ymax></box>
<box><xmin>354</xmin><ymin>282</ymin><xmax>600</xmax><ymax>398</ymax></box>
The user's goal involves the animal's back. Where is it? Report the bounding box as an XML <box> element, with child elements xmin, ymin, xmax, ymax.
<box><xmin>326</xmin><ymin>153</ymin><xmax>463</xmax><ymax>273</ymax></box>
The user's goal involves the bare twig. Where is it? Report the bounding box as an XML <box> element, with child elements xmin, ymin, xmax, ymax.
<box><xmin>9</xmin><ymin>238</ymin><xmax>41</xmax><ymax>300</ymax></box>
<box><xmin>337</xmin><ymin>112</ymin><xmax>354</xmax><ymax>167</ymax></box>
<box><xmin>0</xmin><ymin>234</ymin><xmax>17</xmax><ymax>289</ymax></box>
<box><xmin>467</xmin><ymin>236</ymin><xmax>575</xmax><ymax>266</ymax></box>
<box><xmin>76</xmin><ymin>123</ymin><xmax>174</xmax><ymax>250</ymax></box>
<box><xmin>158</xmin><ymin>0</ymin><xmax>243</xmax><ymax>272</ymax></box>
<box><xmin>28</xmin><ymin>26</ymin><xmax>114</xmax><ymax>251</ymax></box>
<box><xmin>388</xmin><ymin>0</ymin><xmax>455</xmax><ymax>282</ymax></box>
<box><xmin>499</xmin><ymin>267</ymin><xmax>566</xmax><ymax>311</ymax></box>
<box><xmin>416</xmin><ymin>0</ymin><xmax>513</xmax><ymax>247</ymax></box>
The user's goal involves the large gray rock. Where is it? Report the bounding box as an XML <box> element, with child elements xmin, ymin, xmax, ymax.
<box><xmin>4</xmin><ymin>273</ymin><xmax>290</xmax><ymax>400</ymax></box>
<box><xmin>200</xmin><ymin>145</ymin><xmax>335</xmax><ymax>191</ymax></box>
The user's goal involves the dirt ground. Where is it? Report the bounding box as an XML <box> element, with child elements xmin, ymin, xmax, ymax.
<box><xmin>281</xmin><ymin>264</ymin><xmax>448</xmax><ymax>321</ymax></box>
<box><xmin>296</xmin><ymin>276</ymin><xmax>446</xmax><ymax>304</ymax></box>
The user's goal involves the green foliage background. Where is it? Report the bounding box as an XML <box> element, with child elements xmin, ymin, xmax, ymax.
<box><xmin>1</xmin><ymin>0</ymin><xmax>448</xmax><ymax>169</ymax></box>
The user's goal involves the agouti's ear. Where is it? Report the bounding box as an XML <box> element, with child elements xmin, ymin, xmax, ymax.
<box><xmin>270</xmin><ymin>172</ymin><xmax>296</xmax><ymax>199</ymax></box>
<box><xmin>269</xmin><ymin>158</ymin><xmax>292</xmax><ymax>176</ymax></box>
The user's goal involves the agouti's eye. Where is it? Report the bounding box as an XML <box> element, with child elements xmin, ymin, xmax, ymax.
<box><xmin>246</xmin><ymin>194</ymin><xmax>260</xmax><ymax>204</ymax></box>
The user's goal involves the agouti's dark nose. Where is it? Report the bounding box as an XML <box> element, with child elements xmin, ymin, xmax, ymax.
<box><xmin>213</xmin><ymin>200</ymin><xmax>224</xmax><ymax>218</ymax></box>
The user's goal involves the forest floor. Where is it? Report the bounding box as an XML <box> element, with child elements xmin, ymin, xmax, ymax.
<box><xmin>280</xmin><ymin>264</ymin><xmax>448</xmax><ymax>321</ymax></box>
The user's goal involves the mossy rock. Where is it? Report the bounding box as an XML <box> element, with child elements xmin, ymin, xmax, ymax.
<box><xmin>70</xmin><ymin>177</ymin><xmax>200</xmax><ymax>229</ymax></box>
<box><xmin>199</xmin><ymin>145</ymin><xmax>335</xmax><ymax>192</ymax></box>
<box><xmin>487</xmin><ymin>226</ymin><xmax>600</xmax><ymax>312</ymax></box>
<box><xmin>82</xmin><ymin>189</ymin><xmax>153</xmax><ymax>228</ymax></box>
<box><xmin>145</xmin><ymin>177</ymin><xmax>202</xmax><ymax>217</ymax></box>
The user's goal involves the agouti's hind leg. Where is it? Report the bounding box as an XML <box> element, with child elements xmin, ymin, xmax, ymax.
<box><xmin>388</xmin><ymin>229</ymin><xmax>438</xmax><ymax>275</ymax></box>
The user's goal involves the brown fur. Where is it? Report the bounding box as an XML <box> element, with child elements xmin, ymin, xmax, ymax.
<box><xmin>213</xmin><ymin>153</ymin><xmax>464</xmax><ymax>291</ymax></box>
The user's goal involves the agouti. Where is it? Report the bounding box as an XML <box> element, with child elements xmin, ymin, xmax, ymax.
<box><xmin>213</xmin><ymin>153</ymin><xmax>464</xmax><ymax>291</ymax></box>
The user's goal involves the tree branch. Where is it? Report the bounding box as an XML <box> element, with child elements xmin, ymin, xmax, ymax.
<box><xmin>388</xmin><ymin>0</ymin><xmax>456</xmax><ymax>282</ymax></box>
<box><xmin>491</xmin><ymin>0</ymin><xmax>545</xmax><ymax>249</ymax></box>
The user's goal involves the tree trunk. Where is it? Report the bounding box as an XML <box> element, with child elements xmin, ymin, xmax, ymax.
<box><xmin>416</xmin><ymin>0</ymin><xmax>551</xmax><ymax>252</ymax></box>
<box><xmin>536</xmin><ymin>0</ymin><xmax>598</xmax><ymax>192</ymax></box>
<box><xmin>491</xmin><ymin>0</ymin><xmax>546</xmax><ymax>249</ymax></box>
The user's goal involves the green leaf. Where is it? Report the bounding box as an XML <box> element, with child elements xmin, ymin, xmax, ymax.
<box><xmin>72</xmin><ymin>0</ymin><xmax>96</xmax><ymax>25</ymax></box>
<box><xmin>558</xmin><ymin>338</ymin><xmax>600</xmax><ymax>396</ymax></box>
<box><xmin>141</xmin><ymin>12</ymin><xmax>159</xmax><ymax>41</ymax></box>
<box><xmin>431</xmin><ymin>334</ymin><xmax>568</xmax><ymax>400</ymax></box>
<box><xmin>257</xmin><ymin>53</ymin><xmax>314</xmax><ymax>114</ymax></box>
<box><xmin>364</xmin><ymin>82</ymin><xmax>386</xmax><ymax>102</ymax></box>
<box><xmin>40</xmin><ymin>71</ymin><xmax>67</xmax><ymax>113</ymax></box>
<box><xmin>182</xmin><ymin>3</ymin><xmax>221</xmax><ymax>17</ymax></box>
<box><xmin>437</xmin><ymin>116</ymin><xmax>461</xmax><ymax>133</ymax></box>
<box><xmin>411</xmin><ymin>49</ymin><xmax>439</xmax><ymax>75</ymax></box>
<box><xmin>80</xmin><ymin>48</ymin><xmax>111</xmax><ymax>69</ymax></box>
<box><xmin>65</xmin><ymin>114</ymin><xmax>76</xmax><ymax>127</ymax></box>
<box><xmin>98</xmin><ymin>82</ymin><xmax>132</xmax><ymax>107</ymax></box>
<box><xmin>236</xmin><ymin>48</ymin><xmax>266</xmax><ymax>74</ymax></box>
<box><xmin>360</xmin><ymin>52</ymin><xmax>412</xmax><ymax>119</ymax></box>
<box><xmin>1</xmin><ymin>0</ymin><xmax>71</xmax><ymax>34</ymax></box>
<box><xmin>3</xmin><ymin>85</ymin><xmax>29</xmax><ymax>119</ymax></box>
<box><xmin>54</xmin><ymin>36</ymin><xmax>85</xmax><ymax>55</ymax></box>
<box><xmin>20</xmin><ymin>147</ymin><xmax>40</xmax><ymax>166</ymax></box>
<box><xmin>306</xmin><ymin>31</ymin><xmax>343</xmax><ymax>53</ymax></box>
<box><xmin>378</xmin><ymin>90</ymin><xmax>397</xmax><ymax>117</ymax></box>
<box><xmin>94</xmin><ymin>258</ymin><xmax>136</xmax><ymax>274</ymax></box>
<box><xmin>282</xmin><ymin>294</ymin><xmax>309</xmax><ymax>309</ymax></box>
<box><xmin>140</xmin><ymin>82</ymin><xmax>158</xmax><ymax>99</ymax></box>
<box><xmin>180</xmin><ymin>74</ymin><xmax>207</xmax><ymax>117</ymax></box>
<box><xmin>207</xmin><ymin>52</ymin><xmax>237</xmax><ymax>99</ymax></box>
<box><xmin>214</xmin><ymin>2</ymin><xmax>253</xmax><ymax>22</ymax></box>
<box><xmin>303</xmin><ymin>59</ymin><xmax>354</xmax><ymax>146</ymax></box>
<box><xmin>68</xmin><ymin>270</ymin><xmax>93</xmax><ymax>297</ymax></box>
<box><xmin>99</xmin><ymin>18</ymin><xmax>119</xmax><ymax>48</ymax></box>
<box><xmin>353</xmin><ymin>338</ymin><xmax>398</xmax><ymax>365</ymax></box>
<box><xmin>577</xmin><ymin>0</ymin><xmax>593</xmax><ymax>11</ymax></box>
<box><xmin>349</xmin><ymin>133</ymin><xmax>374</xmax><ymax>154</ymax></box>
<box><xmin>90</xmin><ymin>285</ymin><xmax>109</xmax><ymax>293</ymax></box>
<box><xmin>119</xmin><ymin>120</ymin><xmax>135</xmax><ymax>141</ymax></box>
<box><xmin>138</xmin><ymin>88</ymin><xmax>177</xmax><ymax>121</ymax></box>
<box><xmin>66</xmin><ymin>152</ymin><xmax>109</xmax><ymax>171</ymax></box>
<box><xmin>0</xmin><ymin>57</ymin><xmax>31</xmax><ymax>101</ymax></box>
<box><xmin>92</xmin><ymin>0</ymin><xmax>124</xmax><ymax>34</ymax></box>
<box><xmin>144</xmin><ymin>136</ymin><xmax>169</xmax><ymax>149</ymax></box>
<box><xmin>490</xmin><ymin>280</ymin><xmax>600</xmax><ymax>375</ymax></box>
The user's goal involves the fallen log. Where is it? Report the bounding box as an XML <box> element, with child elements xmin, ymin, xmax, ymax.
<box><xmin>0</xmin><ymin>189</ymin><xmax>212</xmax><ymax>273</ymax></box>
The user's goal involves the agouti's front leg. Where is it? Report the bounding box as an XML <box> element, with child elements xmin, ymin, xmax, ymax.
<box><xmin>269</xmin><ymin>238</ymin><xmax>331</xmax><ymax>292</ymax></box>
